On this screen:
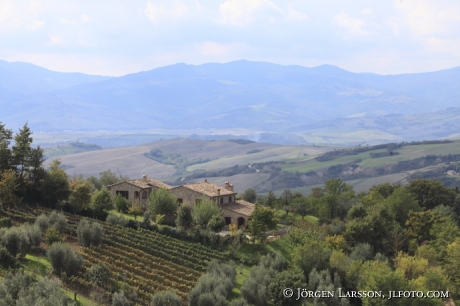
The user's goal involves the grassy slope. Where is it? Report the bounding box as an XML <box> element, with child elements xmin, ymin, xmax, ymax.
<box><xmin>22</xmin><ymin>253</ymin><xmax>97</xmax><ymax>306</ymax></box>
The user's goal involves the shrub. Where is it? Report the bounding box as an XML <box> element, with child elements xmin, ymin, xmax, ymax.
<box><xmin>111</xmin><ymin>282</ymin><xmax>138</xmax><ymax>305</ymax></box>
<box><xmin>23</xmin><ymin>224</ymin><xmax>42</xmax><ymax>247</ymax></box>
<box><xmin>241</xmin><ymin>265</ymin><xmax>274</xmax><ymax>306</ymax></box>
<box><xmin>240</xmin><ymin>253</ymin><xmax>288</xmax><ymax>306</ymax></box>
<box><xmin>49</xmin><ymin>242</ymin><xmax>83</xmax><ymax>276</ymax></box>
<box><xmin>267</xmin><ymin>269</ymin><xmax>305</xmax><ymax>306</ymax></box>
<box><xmin>106</xmin><ymin>214</ymin><xmax>128</xmax><ymax>227</ymax></box>
<box><xmin>230</xmin><ymin>298</ymin><xmax>251</xmax><ymax>306</ymax></box>
<box><xmin>114</xmin><ymin>194</ymin><xmax>129</xmax><ymax>213</ymax></box>
<box><xmin>148</xmin><ymin>188</ymin><xmax>178</xmax><ymax>216</ymax></box>
<box><xmin>259</xmin><ymin>252</ymin><xmax>288</xmax><ymax>272</ymax></box>
<box><xmin>349</xmin><ymin>243</ymin><xmax>373</xmax><ymax>261</ymax></box>
<box><xmin>155</xmin><ymin>214</ymin><xmax>165</xmax><ymax>225</ymax></box>
<box><xmin>188</xmin><ymin>260</ymin><xmax>236</xmax><ymax>306</ymax></box>
<box><xmin>87</xmin><ymin>263</ymin><xmax>111</xmax><ymax>286</ymax></box>
<box><xmin>43</xmin><ymin>227</ymin><xmax>64</xmax><ymax>246</ymax></box>
<box><xmin>150</xmin><ymin>290</ymin><xmax>182</xmax><ymax>306</ymax></box>
<box><xmin>34</xmin><ymin>211</ymin><xmax>67</xmax><ymax>234</ymax></box>
<box><xmin>1</xmin><ymin>269</ymin><xmax>33</xmax><ymax>300</ymax></box>
<box><xmin>34</xmin><ymin>213</ymin><xmax>50</xmax><ymax>232</ymax></box>
<box><xmin>92</xmin><ymin>189</ymin><xmax>114</xmax><ymax>214</ymax></box>
<box><xmin>76</xmin><ymin>219</ymin><xmax>104</xmax><ymax>247</ymax></box>
<box><xmin>112</xmin><ymin>291</ymin><xmax>130</xmax><ymax>306</ymax></box>
<box><xmin>0</xmin><ymin>217</ymin><xmax>11</xmax><ymax>228</ymax></box>
<box><xmin>192</xmin><ymin>200</ymin><xmax>224</xmax><ymax>230</ymax></box>
<box><xmin>176</xmin><ymin>205</ymin><xmax>193</xmax><ymax>231</ymax></box>
<box><xmin>0</xmin><ymin>246</ymin><xmax>19</xmax><ymax>269</ymax></box>
<box><xmin>207</xmin><ymin>214</ymin><xmax>225</xmax><ymax>232</ymax></box>
<box><xmin>48</xmin><ymin>211</ymin><xmax>68</xmax><ymax>233</ymax></box>
<box><xmin>1</xmin><ymin>226</ymin><xmax>30</xmax><ymax>257</ymax></box>
<box><xmin>91</xmin><ymin>222</ymin><xmax>103</xmax><ymax>246</ymax></box>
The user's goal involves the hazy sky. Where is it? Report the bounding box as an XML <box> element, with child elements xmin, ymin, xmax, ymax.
<box><xmin>1</xmin><ymin>0</ymin><xmax>459</xmax><ymax>76</ymax></box>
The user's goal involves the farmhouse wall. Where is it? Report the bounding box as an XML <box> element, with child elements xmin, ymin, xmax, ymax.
<box><xmin>170</xmin><ymin>187</ymin><xmax>212</xmax><ymax>207</ymax></box>
<box><xmin>109</xmin><ymin>182</ymin><xmax>150</xmax><ymax>207</ymax></box>
<box><xmin>170</xmin><ymin>187</ymin><xmax>236</xmax><ymax>207</ymax></box>
<box><xmin>220</xmin><ymin>207</ymin><xmax>248</xmax><ymax>228</ymax></box>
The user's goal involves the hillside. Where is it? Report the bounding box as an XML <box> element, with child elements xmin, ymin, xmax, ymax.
<box><xmin>0</xmin><ymin>59</ymin><xmax>110</xmax><ymax>108</ymax></box>
<box><xmin>46</xmin><ymin>138</ymin><xmax>460</xmax><ymax>195</ymax></box>
<box><xmin>2</xmin><ymin>60</ymin><xmax>460</xmax><ymax>144</ymax></box>
<box><xmin>45</xmin><ymin>138</ymin><xmax>333</xmax><ymax>191</ymax></box>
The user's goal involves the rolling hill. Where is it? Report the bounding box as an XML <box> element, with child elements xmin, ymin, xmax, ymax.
<box><xmin>45</xmin><ymin>138</ymin><xmax>460</xmax><ymax>195</ymax></box>
<box><xmin>2</xmin><ymin>59</ymin><xmax>460</xmax><ymax>144</ymax></box>
<box><xmin>44</xmin><ymin>138</ymin><xmax>334</xmax><ymax>192</ymax></box>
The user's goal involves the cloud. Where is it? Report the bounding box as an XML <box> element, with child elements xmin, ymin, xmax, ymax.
<box><xmin>287</xmin><ymin>5</ymin><xmax>308</xmax><ymax>22</ymax></box>
<box><xmin>81</xmin><ymin>14</ymin><xmax>92</xmax><ymax>23</ymax></box>
<box><xmin>394</xmin><ymin>0</ymin><xmax>460</xmax><ymax>37</ymax></box>
<box><xmin>361</xmin><ymin>8</ymin><xmax>373</xmax><ymax>15</ymax></box>
<box><xmin>26</xmin><ymin>19</ymin><xmax>44</xmax><ymax>30</ymax></box>
<box><xmin>197</xmin><ymin>41</ymin><xmax>246</xmax><ymax>56</ymax></box>
<box><xmin>334</xmin><ymin>12</ymin><xmax>369</xmax><ymax>36</ymax></box>
<box><xmin>0</xmin><ymin>0</ymin><xmax>45</xmax><ymax>31</ymax></box>
<box><xmin>27</xmin><ymin>0</ymin><xmax>43</xmax><ymax>13</ymax></box>
<box><xmin>0</xmin><ymin>1</ymin><xmax>20</xmax><ymax>29</ymax></box>
<box><xmin>48</xmin><ymin>34</ymin><xmax>63</xmax><ymax>45</ymax></box>
<box><xmin>218</xmin><ymin>0</ymin><xmax>285</xmax><ymax>26</ymax></box>
<box><xmin>144</xmin><ymin>1</ymin><xmax>189</xmax><ymax>23</ymax></box>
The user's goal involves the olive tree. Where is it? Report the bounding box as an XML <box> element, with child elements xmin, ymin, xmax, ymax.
<box><xmin>49</xmin><ymin>242</ymin><xmax>83</xmax><ymax>276</ymax></box>
<box><xmin>76</xmin><ymin>220</ymin><xmax>104</xmax><ymax>247</ymax></box>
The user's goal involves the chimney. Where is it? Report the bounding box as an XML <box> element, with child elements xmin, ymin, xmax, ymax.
<box><xmin>224</xmin><ymin>181</ymin><xmax>233</xmax><ymax>191</ymax></box>
<box><xmin>143</xmin><ymin>174</ymin><xmax>147</xmax><ymax>181</ymax></box>
<box><xmin>217</xmin><ymin>188</ymin><xmax>220</xmax><ymax>196</ymax></box>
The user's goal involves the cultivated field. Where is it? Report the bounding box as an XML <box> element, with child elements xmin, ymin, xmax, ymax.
<box><xmin>45</xmin><ymin>138</ymin><xmax>334</xmax><ymax>182</ymax></box>
<box><xmin>280</xmin><ymin>141</ymin><xmax>460</xmax><ymax>173</ymax></box>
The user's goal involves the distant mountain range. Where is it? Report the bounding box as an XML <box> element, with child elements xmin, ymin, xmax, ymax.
<box><xmin>1</xmin><ymin>59</ymin><xmax>460</xmax><ymax>145</ymax></box>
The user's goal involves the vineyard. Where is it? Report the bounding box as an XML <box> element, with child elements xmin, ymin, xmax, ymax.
<box><xmin>0</xmin><ymin>207</ymin><xmax>229</xmax><ymax>305</ymax></box>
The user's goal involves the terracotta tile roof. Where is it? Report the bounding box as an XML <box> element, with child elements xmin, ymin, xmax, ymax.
<box><xmin>221</xmin><ymin>200</ymin><xmax>255</xmax><ymax>216</ymax></box>
<box><xmin>108</xmin><ymin>178</ymin><xmax>172</xmax><ymax>190</ymax></box>
<box><xmin>172</xmin><ymin>181</ymin><xmax>237</xmax><ymax>197</ymax></box>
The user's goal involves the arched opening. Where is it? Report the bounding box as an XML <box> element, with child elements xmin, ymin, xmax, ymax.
<box><xmin>142</xmin><ymin>191</ymin><xmax>148</xmax><ymax>199</ymax></box>
<box><xmin>220</xmin><ymin>198</ymin><xmax>223</xmax><ymax>204</ymax></box>
<box><xmin>134</xmin><ymin>191</ymin><xmax>139</xmax><ymax>199</ymax></box>
<box><xmin>237</xmin><ymin>217</ymin><xmax>245</xmax><ymax>228</ymax></box>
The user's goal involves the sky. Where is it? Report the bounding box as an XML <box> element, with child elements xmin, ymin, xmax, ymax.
<box><xmin>1</xmin><ymin>0</ymin><xmax>459</xmax><ymax>76</ymax></box>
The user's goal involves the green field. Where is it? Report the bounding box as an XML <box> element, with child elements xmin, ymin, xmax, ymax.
<box><xmin>280</xmin><ymin>141</ymin><xmax>460</xmax><ymax>173</ymax></box>
<box><xmin>186</xmin><ymin>145</ymin><xmax>332</xmax><ymax>172</ymax></box>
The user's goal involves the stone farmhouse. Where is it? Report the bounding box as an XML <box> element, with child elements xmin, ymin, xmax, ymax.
<box><xmin>107</xmin><ymin>175</ymin><xmax>172</xmax><ymax>208</ymax></box>
<box><xmin>108</xmin><ymin>175</ymin><xmax>255</xmax><ymax>228</ymax></box>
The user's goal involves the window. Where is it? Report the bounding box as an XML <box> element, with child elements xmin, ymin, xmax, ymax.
<box><xmin>177</xmin><ymin>198</ymin><xmax>183</xmax><ymax>204</ymax></box>
<box><xmin>229</xmin><ymin>196</ymin><xmax>233</xmax><ymax>202</ymax></box>
<box><xmin>116</xmin><ymin>190</ymin><xmax>129</xmax><ymax>199</ymax></box>
<box><xmin>220</xmin><ymin>198</ymin><xmax>223</xmax><ymax>204</ymax></box>
<box><xmin>134</xmin><ymin>191</ymin><xmax>139</xmax><ymax>199</ymax></box>
<box><xmin>225</xmin><ymin>217</ymin><xmax>231</xmax><ymax>225</ymax></box>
